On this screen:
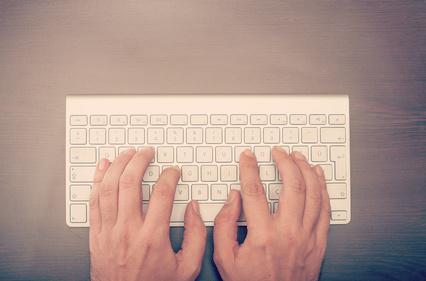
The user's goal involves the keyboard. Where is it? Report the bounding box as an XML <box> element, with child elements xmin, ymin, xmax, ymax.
<box><xmin>66</xmin><ymin>94</ymin><xmax>351</xmax><ymax>227</ymax></box>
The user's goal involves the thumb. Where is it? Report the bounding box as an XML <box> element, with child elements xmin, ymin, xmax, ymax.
<box><xmin>177</xmin><ymin>200</ymin><xmax>207</xmax><ymax>280</ymax></box>
<box><xmin>213</xmin><ymin>190</ymin><xmax>241</xmax><ymax>273</ymax></box>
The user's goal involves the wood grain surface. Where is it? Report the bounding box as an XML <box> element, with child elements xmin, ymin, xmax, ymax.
<box><xmin>0</xmin><ymin>1</ymin><xmax>425</xmax><ymax>280</ymax></box>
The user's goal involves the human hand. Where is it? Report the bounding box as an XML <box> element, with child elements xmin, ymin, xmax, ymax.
<box><xmin>89</xmin><ymin>147</ymin><xmax>207</xmax><ymax>281</ymax></box>
<box><xmin>213</xmin><ymin>147</ymin><xmax>331</xmax><ymax>281</ymax></box>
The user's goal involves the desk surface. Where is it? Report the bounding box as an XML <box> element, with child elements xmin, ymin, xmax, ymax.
<box><xmin>0</xmin><ymin>1</ymin><xmax>425</xmax><ymax>280</ymax></box>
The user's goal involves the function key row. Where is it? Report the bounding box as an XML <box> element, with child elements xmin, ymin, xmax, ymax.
<box><xmin>70</xmin><ymin>114</ymin><xmax>346</xmax><ymax>126</ymax></box>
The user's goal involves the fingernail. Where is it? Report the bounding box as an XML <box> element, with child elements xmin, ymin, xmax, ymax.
<box><xmin>244</xmin><ymin>149</ymin><xmax>255</xmax><ymax>158</ymax></box>
<box><xmin>293</xmin><ymin>151</ymin><xmax>306</xmax><ymax>161</ymax></box>
<box><xmin>171</xmin><ymin>165</ymin><xmax>181</xmax><ymax>172</ymax></box>
<box><xmin>274</xmin><ymin>146</ymin><xmax>287</xmax><ymax>154</ymax></box>
<box><xmin>192</xmin><ymin>200</ymin><xmax>201</xmax><ymax>216</ymax></box>
<box><xmin>315</xmin><ymin>165</ymin><xmax>324</xmax><ymax>177</ymax></box>
<box><xmin>121</xmin><ymin>148</ymin><xmax>135</xmax><ymax>155</ymax></box>
<box><xmin>139</xmin><ymin>146</ymin><xmax>154</xmax><ymax>153</ymax></box>
<box><xmin>98</xmin><ymin>158</ymin><xmax>107</xmax><ymax>170</ymax></box>
<box><xmin>225</xmin><ymin>190</ymin><xmax>237</xmax><ymax>204</ymax></box>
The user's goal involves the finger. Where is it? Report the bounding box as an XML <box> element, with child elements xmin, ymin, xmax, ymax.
<box><xmin>99</xmin><ymin>148</ymin><xmax>136</xmax><ymax>229</ymax></box>
<box><xmin>213</xmin><ymin>190</ymin><xmax>241</xmax><ymax>274</ymax></box>
<box><xmin>117</xmin><ymin>146</ymin><xmax>155</xmax><ymax>224</ymax></box>
<box><xmin>144</xmin><ymin>166</ymin><xmax>181</xmax><ymax>235</ymax></box>
<box><xmin>271</xmin><ymin>147</ymin><xmax>305</xmax><ymax>225</ymax></box>
<box><xmin>290</xmin><ymin>152</ymin><xmax>323</xmax><ymax>233</ymax></box>
<box><xmin>177</xmin><ymin>201</ymin><xmax>207</xmax><ymax>280</ymax></box>
<box><xmin>313</xmin><ymin>165</ymin><xmax>331</xmax><ymax>244</ymax></box>
<box><xmin>89</xmin><ymin>158</ymin><xmax>110</xmax><ymax>235</ymax></box>
<box><xmin>239</xmin><ymin>149</ymin><xmax>271</xmax><ymax>228</ymax></box>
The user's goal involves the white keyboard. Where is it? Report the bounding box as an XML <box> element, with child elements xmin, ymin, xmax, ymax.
<box><xmin>66</xmin><ymin>94</ymin><xmax>351</xmax><ymax>227</ymax></box>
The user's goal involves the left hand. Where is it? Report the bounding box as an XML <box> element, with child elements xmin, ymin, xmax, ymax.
<box><xmin>89</xmin><ymin>147</ymin><xmax>207</xmax><ymax>281</ymax></box>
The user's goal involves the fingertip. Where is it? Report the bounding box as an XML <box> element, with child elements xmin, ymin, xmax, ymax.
<box><xmin>314</xmin><ymin>165</ymin><xmax>324</xmax><ymax>178</ymax></box>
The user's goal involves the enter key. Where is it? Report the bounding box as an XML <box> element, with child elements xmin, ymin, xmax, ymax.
<box><xmin>330</xmin><ymin>146</ymin><xmax>347</xmax><ymax>180</ymax></box>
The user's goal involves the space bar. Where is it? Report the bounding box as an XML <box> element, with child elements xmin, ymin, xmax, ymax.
<box><xmin>170</xmin><ymin>203</ymin><xmax>224</xmax><ymax>222</ymax></box>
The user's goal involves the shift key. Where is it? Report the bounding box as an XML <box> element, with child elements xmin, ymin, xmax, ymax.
<box><xmin>70</xmin><ymin>166</ymin><xmax>96</xmax><ymax>182</ymax></box>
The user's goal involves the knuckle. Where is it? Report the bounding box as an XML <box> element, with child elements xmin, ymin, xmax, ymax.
<box><xmin>309</xmin><ymin>189</ymin><xmax>323</xmax><ymax>205</ymax></box>
<box><xmin>243</xmin><ymin>181</ymin><xmax>265</xmax><ymax>197</ymax></box>
<box><xmin>152</xmin><ymin>181</ymin><xmax>174</xmax><ymax>198</ymax></box>
<box><xmin>285</xmin><ymin>178</ymin><xmax>305</xmax><ymax>193</ymax></box>
<box><xmin>89</xmin><ymin>193</ymin><xmax>98</xmax><ymax>209</ymax></box>
<box><xmin>119</xmin><ymin>173</ymin><xmax>139</xmax><ymax>188</ymax></box>
<box><xmin>100</xmin><ymin>182</ymin><xmax>116</xmax><ymax>198</ymax></box>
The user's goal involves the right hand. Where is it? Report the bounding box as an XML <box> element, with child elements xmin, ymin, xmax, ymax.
<box><xmin>213</xmin><ymin>147</ymin><xmax>331</xmax><ymax>281</ymax></box>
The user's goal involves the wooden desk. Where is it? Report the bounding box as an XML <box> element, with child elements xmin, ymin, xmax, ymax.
<box><xmin>0</xmin><ymin>1</ymin><xmax>425</xmax><ymax>280</ymax></box>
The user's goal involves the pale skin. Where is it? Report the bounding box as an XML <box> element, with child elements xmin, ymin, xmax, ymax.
<box><xmin>89</xmin><ymin>146</ymin><xmax>330</xmax><ymax>281</ymax></box>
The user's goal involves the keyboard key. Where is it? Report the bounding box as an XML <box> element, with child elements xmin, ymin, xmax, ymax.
<box><xmin>320</xmin><ymin>127</ymin><xmax>346</xmax><ymax>143</ymax></box>
<box><xmin>142</xmin><ymin>184</ymin><xmax>150</xmax><ymax>201</ymax></box>
<box><xmin>309</xmin><ymin>114</ymin><xmax>326</xmax><ymax>125</ymax></box>
<box><xmin>282</xmin><ymin>128</ymin><xmax>299</xmax><ymax>144</ymax></box>
<box><xmin>245</xmin><ymin>127</ymin><xmax>261</xmax><ymax>144</ymax></box>
<box><xmin>263</xmin><ymin>127</ymin><xmax>280</xmax><ymax>144</ymax></box>
<box><xmin>70</xmin><ymin>166</ymin><xmax>96</xmax><ymax>182</ymax></box>
<box><xmin>235</xmin><ymin>146</ymin><xmax>251</xmax><ymax>162</ymax></box>
<box><xmin>186</xmin><ymin>128</ymin><xmax>203</xmax><ymax>144</ymax></box>
<box><xmin>250</xmin><ymin>114</ymin><xmax>268</xmax><ymax>125</ymax></box>
<box><xmin>211</xmin><ymin>114</ymin><xmax>228</xmax><ymax>125</ymax></box>
<box><xmin>70</xmin><ymin>129</ymin><xmax>87</xmax><ymax>145</ymax></box>
<box><xmin>171</xmin><ymin>115</ymin><xmax>188</xmax><ymax>125</ymax></box>
<box><xmin>211</xmin><ymin>184</ymin><xmax>228</xmax><ymax>200</ymax></box>
<box><xmin>110</xmin><ymin>115</ymin><xmax>128</xmax><ymax>126</ymax></box>
<box><xmin>90</xmin><ymin>115</ymin><xmax>108</xmax><ymax>126</ymax></box>
<box><xmin>301</xmin><ymin>127</ymin><xmax>318</xmax><ymax>143</ymax></box>
<box><xmin>109</xmin><ymin>128</ymin><xmax>126</xmax><ymax>144</ymax></box>
<box><xmin>128</xmin><ymin>128</ymin><xmax>145</xmax><ymax>144</ymax></box>
<box><xmin>292</xmin><ymin>146</ymin><xmax>309</xmax><ymax>160</ymax></box>
<box><xmin>206</xmin><ymin>128</ymin><xmax>222</xmax><ymax>144</ymax></box>
<box><xmin>190</xmin><ymin>114</ymin><xmax>208</xmax><ymax>125</ymax></box>
<box><xmin>290</xmin><ymin>114</ymin><xmax>307</xmax><ymax>125</ymax></box>
<box><xmin>130</xmin><ymin>115</ymin><xmax>148</xmax><ymax>125</ymax></box>
<box><xmin>331</xmin><ymin>210</ymin><xmax>347</xmax><ymax>221</ymax></box>
<box><xmin>70</xmin><ymin>115</ymin><xmax>88</xmax><ymax>126</ymax></box>
<box><xmin>254</xmin><ymin>146</ymin><xmax>271</xmax><ymax>162</ymax></box>
<box><xmin>201</xmin><ymin>165</ymin><xmax>218</xmax><ymax>181</ymax></box>
<box><xmin>99</xmin><ymin>147</ymin><xmax>115</xmax><ymax>161</ymax></box>
<box><xmin>230</xmin><ymin>114</ymin><xmax>248</xmax><ymax>125</ymax></box>
<box><xmin>327</xmin><ymin>183</ymin><xmax>347</xmax><ymax>199</ymax></box>
<box><xmin>90</xmin><ymin>128</ymin><xmax>106</xmax><ymax>145</ymax></box>
<box><xmin>181</xmin><ymin>165</ymin><xmax>199</xmax><ymax>182</ymax></box>
<box><xmin>329</xmin><ymin>114</ymin><xmax>346</xmax><ymax>125</ymax></box>
<box><xmin>311</xmin><ymin>146</ymin><xmax>328</xmax><ymax>162</ymax></box>
<box><xmin>70</xmin><ymin>204</ymin><xmax>87</xmax><ymax>223</ymax></box>
<box><xmin>167</xmin><ymin>128</ymin><xmax>184</xmax><ymax>144</ymax></box>
<box><xmin>177</xmin><ymin>147</ymin><xmax>194</xmax><ymax>163</ymax></box>
<box><xmin>157</xmin><ymin>146</ymin><xmax>174</xmax><ymax>163</ymax></box>
<box><xmin>215</xmin><ymin>146</ymin><xmax>232</xmax><ymax>163</ymax></box>
<box><xmin>147</xmin><ymin>128</ymin><xmax>164</xmax><ymax>144</ymax></box>
<box><xmin>270</xmin><ymin>114</ymin><xmax>287</xmax><ymax>125</ymax></box>
<box><xmin>225</xmin><ymin>127</ymin><xmax>242</xmax><ymax>144</ymax></box>
<box><xmin>70</xmin><ymin>147</ymin><xmax>97</xmax><ymax>164</ymax></box>
<box><xmin>70</xmin><ymin>185</ymin><xmax>91</xmax><ymax>201</ymax></box>
<box><xmin>220</xmin><ymin>165</ymin><xmax>238</xmax><ymax>182</ymax></box>
<box><xmin>192</xmin><ymin>184</ymin><xmax>209</xmax><ymax>201</ymax></box>
<box><xmin>143</xmin><ymin>166</ymin><xmax>160</xmax><ymax>182</ymax></box>
<box><xmin>175</xmin><ymin>184</ymin><xmax>189</xmax><ymax>201</ymax></box>
<box><xmin>197</xmin><ymin>146</ymin><xmax>213</xmax><ymax>163</ymax></box>
<box><xmin>150</xmin><ymin>115</ymin><xmax>168</xmax><ymax>125</ymax></box>
<box><xmin>269</xmin><ymin>183</ymin><xmax>282</xmax><ymax>200</ymax></box>
<box><xmin>319</xmin><ymin>164</ymin><xmax>333</xmax><ymax>181</ymax></box>
<box><xmin>330</xmin><ymin>146</ymin><xmax>347</xmax><ymax>180</ymax></box>
<box><xmin>260</xmin><ymin>165</ymin><xmax>276</xmax><ymax>181</ymax></box>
